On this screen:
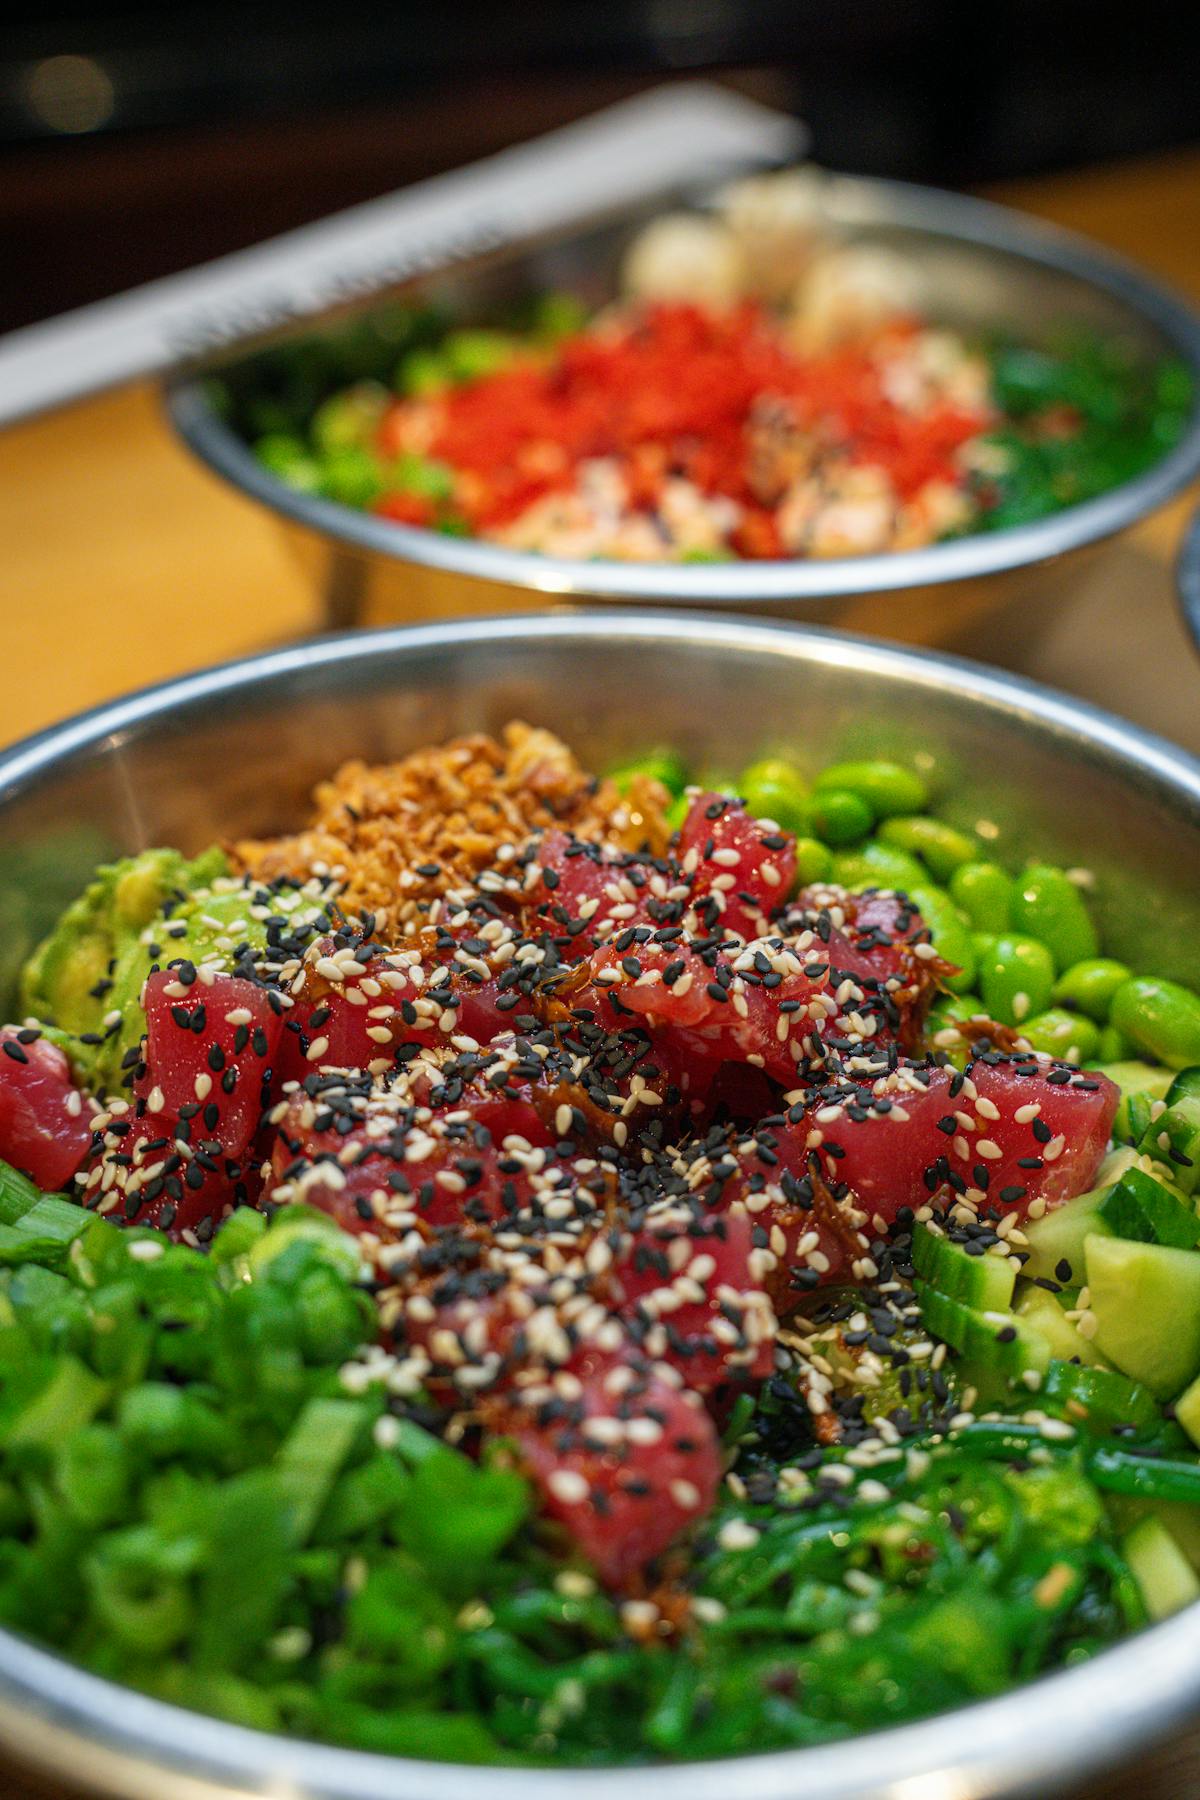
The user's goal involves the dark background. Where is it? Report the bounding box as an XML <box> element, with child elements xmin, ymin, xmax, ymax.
<box><xmin>1</xmin><ymin>0</ymin><xmax>1197</xmax><ymax>336</ymax></box>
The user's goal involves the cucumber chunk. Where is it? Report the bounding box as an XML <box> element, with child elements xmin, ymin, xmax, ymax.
<box><xmin>914</xmin><ymin>1281</ymin><xmax>1051</xmax><ymax>1386</ymax></box>
<box><xmin>1099</xmin><ymin>1062</ymin><xmax>1175</xmax><ymax>1145</ymax></box>
<box><xmin>1123</xmin><ymin>1515</ymin><xmax>1200</xmax><ymax>1620</ymax></box>
<box><xmin>1014</xmin><ymin>1286</ymin><xmax>1102</xmax><ymax>1366</ymax></box>
<box><xmin>1166</xmin><ymin>1067</ymin><xmax>1200</xmax><ymax>1107</ymax></box>
<box><xmin>1021</xmin><ymin>1186</ymin><xmax>1117</xmax><ymax>1285</ymax></box>
<box><xmin>1139</xmin><ymin>1096</ymin><xmax>1200</xmax><ymax>1197</ymax></box>
<box><xmin>1099</xmin><ymin>1165</ymin><xmax>1200</xmax><ymax>1249</ymax></box>
<box><xmin>1085</xmin><ymin>1235</ymin><xmax>1200</xmax><ymax>1398</ymax></box>
<box><xmin>911</xmin><ymin>1224</ymin><xmax>1017</xmax><ymax>1312</ymax></box>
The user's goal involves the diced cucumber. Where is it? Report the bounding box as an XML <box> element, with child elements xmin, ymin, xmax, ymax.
<box><xmin>1014</xmin><ymin>1286</ymin><xmax>1102</xmax><ymax>1366</ymax></box>
<box><xmin>914</xmin><ymin>1281</ymin><xmax>1051</xmax><ymax>1386</ymax></box>
<box><xmin>1099</xmin><ymin>1165</ymin><xmax>1200</xmax><ymax>1249</ymax></box>
<box><xmin>1085</xmin><ymin>1234</ymin><xmax>1200</xmax><ymax>1398</ymax></box>
<box><xmin>1021</xmin><ymin>1185</ymin><xmax>1118</xmax><ymax>1285</ymax></box>
<box><xmin>1166</xmin><ymin>1067</ymin><xmax>1200</xmax><ymax>1107</ymax></box>
<box><xmin>1040</xmin><ymin>1359</ymin><xmax>1159</xmax><ymax>1434</ymax></box>
<box><xmin>911</xmin><ymin>1224</ymin><xmax>1017</xmax><ymax>1311</ymax></box>
<box><xmin>1099</xmin><ymin>1061</ymin><xmax>1174</xmax><ymax>1145</ymax></box>
<box><xmin>1122</xmin><ymin>1515</ymin><xmax>1200</xmax><ymax>1620</ymax></box>
<box><xmin>1139</xmin><ymin>1096</ymin><xmax>1200</xmax><ymax>1196</ymax></box>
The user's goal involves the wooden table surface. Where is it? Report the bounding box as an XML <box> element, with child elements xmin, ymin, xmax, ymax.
<box><xmin>4</xmin><ymin>146</ymin><xmax>1200</xmax><ymax>1799</ymax></box>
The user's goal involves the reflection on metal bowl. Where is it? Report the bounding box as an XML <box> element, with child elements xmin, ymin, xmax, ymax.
<box><xmin>1176</xmin><ymin>504</ymin><xmax>1200</xmax><ymax>659</ymax></box>
<box><xmin>3</xmin><ymin>611</ymin><xmax>1200</xmax><ymax>1797</ymax></box>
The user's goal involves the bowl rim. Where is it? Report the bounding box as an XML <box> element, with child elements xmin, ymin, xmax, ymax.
<box><xmin>6</xmin><ymin>609</ymin><xmax>1200</xmax><ymax>1798</ymax></box>
<box><xmin>1177</xmin><ymin>502</ymin><xmax>1200</xmax><ymax>658</ymax></box>
<box><xmin>167</xmin><ymin>171</ymin><xmax>1200</xmax><ymax>607</ymax></box>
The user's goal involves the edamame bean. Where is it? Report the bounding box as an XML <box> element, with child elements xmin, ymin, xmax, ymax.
<box><xmin>793</xmin><ymin>838</ymin><xmax>833</xmax><ymax>885</ymax></box>
<box><xmin>909</xmin><ymin>886</ymin><xmax>976</xmax><ymax>994</ymax></box>
<box><xmin>1010</xmin><ymin>864</ymin><xmax>1099</xmax><ymax>972</ymax></box>
<box><xmin>253</xmin><ymin>434</ymin><xmax>323</xmax><ymax>492</ymax></box>
<box><xmin>927</xmin><ymin>991</ymin><xmax>985</xmax><ymax>1033</ymax></box>
<box><xmin>808</xmin><ymin>789</ymin><xmax>874</xmax><ymax>846</ymax></box>
<box><xmin>926</xmin><ymin>992</ymin><xmax>985</xmax><ymax>1065</ymax></box>
<box><xmin>1019</xmin><ymin>1007</ymin><xmax>1101</xmax><ymax>1065</ymax></box>
<box><xmin>399</xmin><ymin>346</ymin><xmax>452</xmax><ymax>396</ymax></box>
<box><xmin>813</xmin><ymin>760</ymin><xmax>928</xmax><ymax>818</ymax></box>
<box><xmin>948</xmin><ymin>860</ymin><xmax>1013</xmax><ymax>932</ymax></box>
<box><xmin>978</xmin><ymin>934</ymin><xmax>1056</xmax><ymax>1026</ymax></box>
<box><xmin>320</xmin><ymin>446</ymin><xmax>385</xmax><ymax>508</ymax></box>
<box><xmin>1095</xmin><ymin>1024</ymin><xmax>1134</xmax><ymax>1064</ymax></box>
<box><xmin>607</xmin><ymin>751</ymin><xmax>689</xmax><ymax>798</ymax></box>
<box><xmin>443</xmin><ymin>329</ymin><xmax>516</xmax><ymax>382</ymax></box>
<box><xmin>830</xmin><ymin>842</ymin><xmax>925</xmax><ymax>892</ymax></box>
<box><xmin>878</xmin><ymin>815</ymin><xmax>977</xmax><ymax>882</ymax></box>
<box><xmin>1110</xmin><ymin>977</ymin><xmax>1200</xmax><ymax>1070</ymax></box>
<box><xmin>737</xmin><ymin>758</ymin><xmax>809</xmax><ymax>834</ymax></box>
<box><xmin>971</xmin><ymin>931</ymin><xmax>1000</xmax><ymax>964</ymax></box>
<box><xmin>311</xmin><ymin>381</ymin><xmax>388</xmax><ymax>453</ymax></box>
<box><xmin>1052</xmin><ymin>957</ymin><xmax>1132</xmax><ymax>1022</ymax></box>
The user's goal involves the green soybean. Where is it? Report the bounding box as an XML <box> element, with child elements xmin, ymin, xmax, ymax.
<box><xmin>1019</xmin><ymin>1008</ymin><xmax>1101</xmax><ymax>1065</ymax></box>
<box><xmin>971</xmin><ymin>931</ymin><xmax>1000</xmax><ymax>965</ymax></box>
<box><xmin>665</xmin><ymin>793</ymin><xmax>690</xmax><ymax>833</ymax></box>
<box><xmin>1010</xmin><ymin>865</ymin><xmax>1099</xmax><ymax>972</ymax></box>
<box><xmin>442</xmin><ymin>329</ymin><xmax>516</xmax><ymax>383</ymax></box>
<box><xmin>949</xmin><ymin>861</ymin><xmax>1013</xmax><ymax>932</ymax></box>
<box><xmin>807</xmin><ymin>789</ymin><xmax>874</xmax><ymax>846</ymax></box>
<box><xmin>253</xmin><ymin>434</ymin><xmax>323</xmax><ymax>492</ymax></box>
<box><xmin>878</xmin><ymin>816</ymin><xmax>977</xmax><ymax>882</ymax></box>
<box><xmin>909</xmin><ymin>886</ymin><xmax>976</xmax><ymax>994</ymax></box>
<box><xmin>978</xmin><ymin>934</ymin><xmax>1056</xmax><ymax>1026</ymax></box>
<box><xmin>607</xmin><ymin>751</ymin><xmax>689</xmax><ymax>798</ymax></box>
<box><xmin>1095</xmin><ymin>1023</ymin><xmax>1135</xmax><ymax>1064</ymax></box>
<box><xmin>927</xmin><ymin>991</ymin><xmax>985</xmax><ymax>1032</ymax></box>
<box><xmin>793</xmin><ymin>838</ymin><xmax>833</xmax><ymax>885</ymax></box>
<box><xmin>926</xmin><ymin>992</ymin><xmax>985</xmax><ymax>1064</ymax></box>
<box><xmin>387</xmin><ymin>452</ymin><xmax>456</xmax><ymax>501</ymax></box>
<box><xmin>813</xmin><ymin>760</ymin><xmax>929</xmax><ymax>819</ymax></box>
<box><xmin>830</xmin><ymin>843</ymin><xmax>925</xmax><ymax>892</ymax></box>
<box><xmin>319</xmin><ymin>446</ymin><xmax>385</xmax><ymax>509</ymax></box>
<box><xmin>1052</xmin><ymin>957</ymin><xmax>1132</xmax><ymax>1022</ymax></box>
<box><xmin>1110</xmin><ymin>977</ymin><xmax>1200</xmax><ymax>1071</ymax></box>
<box><xmin>311</xmin><ymin>382</ymin><xmax>388</xmax><ymax>454</ymax></box>
<box><xmin>737</xmin><ymin>758</ymin><xmax>809</xmax><ymax>834</ymax></box>
<box><xmin>398</xmin><ymin>347</ymin><xmax>452</xmax><ymax>396</ymax></box>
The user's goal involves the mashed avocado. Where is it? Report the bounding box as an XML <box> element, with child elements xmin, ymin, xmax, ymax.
<box><xmin>19</xmin><ymin>845</ymin><xmax>229</xmax><ymax>1091</ymax></box>
<box><xmin>20</xmin><ymin>853</ymin><xmax>338</xmax><ymax>1095</ymax></box>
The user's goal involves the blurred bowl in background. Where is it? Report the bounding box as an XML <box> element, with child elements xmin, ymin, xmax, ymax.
<box><xmin>168</xmin><ymin>173</ymin><xmax>1200</xmax><ymax>652</ymax></box>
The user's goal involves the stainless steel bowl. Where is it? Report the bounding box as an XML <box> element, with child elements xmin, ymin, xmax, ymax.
<box><xmin>4</xmin><ymin>611</ymin><xmax>1200</xmax><ymax>1800</ymax></box>
<box><xmin>1177</xmin><ymin>502</ymin><xmax>1200</xmax><ymax>658</ymax></box>
<box><xmin>167</xmin><ymin>174</ymin><xmax>1200</xmax><ymax>650</ymax></box>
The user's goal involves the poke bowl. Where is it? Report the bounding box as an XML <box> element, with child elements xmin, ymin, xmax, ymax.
<box><xmin>5</xmin><ymin>612</ymin><xmax>1200</xmax><ymax>1799</ymax></box>
<box><xmin>168</xmin><ymin>169</ymin><xmax>1200</xmax><ymax>649</ymax></box>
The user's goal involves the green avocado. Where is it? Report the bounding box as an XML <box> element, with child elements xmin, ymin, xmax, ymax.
<box><xmin>18</xmin><ymin>845</ymin><xmax>229</xmax><ymax>1092</ymax></box>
